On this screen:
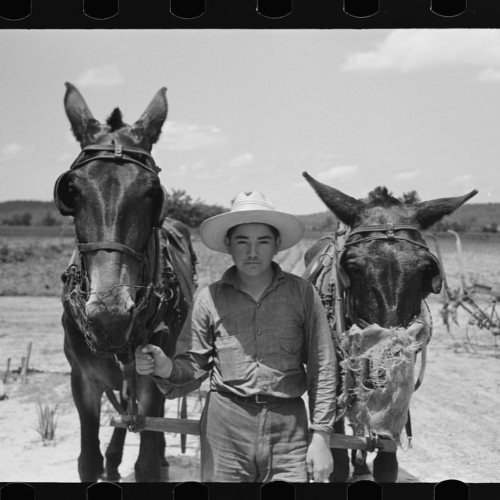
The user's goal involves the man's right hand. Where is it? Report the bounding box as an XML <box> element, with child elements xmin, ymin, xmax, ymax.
<box><xmin>135</xmin><ymin>344</ymin><xmax>173</xmax><ymax>379</ymax></box>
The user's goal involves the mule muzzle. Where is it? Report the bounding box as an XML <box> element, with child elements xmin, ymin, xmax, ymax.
<box><xmin>85</xmin><ymin>294</ymin><xmax>136</xmax><ymax>352</ymax></box>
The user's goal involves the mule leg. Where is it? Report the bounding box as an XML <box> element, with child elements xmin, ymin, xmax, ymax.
<box><xmin>134</xmin><ymin>377</ymin><xmax>165</xmax><ymax>482</ymax></box>
<box><xmin>71</xmin><ymin>372</ymin><xmax>105</xmax><ymax>482</ymax></box>
<box><xmin>372</xmin><ymin>451</ymin><xmax>398</xmax><ymax>483</ymax></box>
<box><xmin>104</xmin><ymin>427</ymin><xmax>127</xmax><ymax>481</ymax></box>
<box><xmin>330</xmin><ymin>419</ymin><xmax>350</xmax><ymax>482</ymax></box>
<box><xmin>351</xmin><ymin>449</ymin><xmax>371</xmax><ymax>477</ymax></box>
<box><xmin>159</xmin><ymin>423</ymin><xmax>169</xmax><ymax>467</ymax></box>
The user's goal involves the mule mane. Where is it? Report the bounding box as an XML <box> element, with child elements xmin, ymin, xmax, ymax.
<box><xmin>106</xmin><ymin>108</ymin><xmax>126</xmax><ymax>132</ymax></box>
<box><xmin>364</xmin><ymin>186</ymin><xmax>402</xmax><ymax>208</ymax></box>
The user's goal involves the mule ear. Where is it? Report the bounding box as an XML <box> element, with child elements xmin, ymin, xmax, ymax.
<box><xmin>302</xmin><ymin>171</ymin><xmax>363</xmax><ymax>227</ymax></box>
<box><xmin>414</xmin><ymin>189</ymin><xmax>478</xmax><ymax>229</ymax></box>
<box><xmin>64</xmin><ymin>82</ymin><xmax>101</xmax><ymax>147</ymax></box>
<box><xmin>131</xmin><ymin>87</ymin><xmax>168</xmax><ymax>147</ymax></box>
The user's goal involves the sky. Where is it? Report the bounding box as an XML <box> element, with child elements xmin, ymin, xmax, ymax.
<box><xmin>0</xmin><ymin>29</ymin><xmax>499</xmax><ymax>215</ymax></box>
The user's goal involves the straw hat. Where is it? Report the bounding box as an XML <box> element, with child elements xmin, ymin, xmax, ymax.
<box><xmin>200</xmin><ymin>191</ymin><xmax>305</xmax><ymax>253</ymax></box>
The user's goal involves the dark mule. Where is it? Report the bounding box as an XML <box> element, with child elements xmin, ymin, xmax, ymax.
<box><xmin>54</xmin><ymin>83</ymin><xmax>197</xmax><ymax>482</ymax></box>
<box><xmin>302</xmin><ymin>172</ymin><xmax>477</xmax><ymax>483</ymax></box>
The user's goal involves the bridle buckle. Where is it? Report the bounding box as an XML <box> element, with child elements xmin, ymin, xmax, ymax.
<box><xmin>254</xmin><ymin>393</ymin><xmax>267</xmax><ymax>404</ymax></box>
<box><xmin>114</xmin><ymin>144</ymin><xmax>124</xmax><ymax>160</ymax></box>
<box><xmin>386</xmin><ymin>222</ymin><xmax>395</xmax><ymax>240</ymax></box>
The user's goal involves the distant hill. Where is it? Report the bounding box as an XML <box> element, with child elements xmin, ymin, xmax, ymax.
<box><xmin>1</xmin><ymin>200</ymin><xmax>499</xmax><ymax>234</ymax></box>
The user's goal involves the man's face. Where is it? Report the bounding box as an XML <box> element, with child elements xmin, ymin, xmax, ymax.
<box><xmin>225</xmin><ymin>223</ymin><xmax>280</xmax><ymax>279</ymax></box>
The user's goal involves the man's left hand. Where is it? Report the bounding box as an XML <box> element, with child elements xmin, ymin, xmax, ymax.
<box><xmin>306</xmin><ymin>431</ymin><xmax>333</xmax><ymax>482</ymax></box>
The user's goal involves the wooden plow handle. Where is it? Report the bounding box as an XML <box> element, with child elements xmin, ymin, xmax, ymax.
<box><xmin>110</xmin><ymin>415</ymin><xmax>201</xmax><ymax>435</ymax></box>
<box><xmin>330</xmin><ymin>432</ymin><xmax>397</xmax><ymax>453</ymax></box>
<box><xmin>110</xmin><ymin>416</ymin><xmax>397</xmax><ymax>453</ymax></box>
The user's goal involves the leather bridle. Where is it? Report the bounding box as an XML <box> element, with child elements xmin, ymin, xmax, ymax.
<box><xmin>55</xmin><ymin>142</ymin><xmax>166</xmax><ymax>263</ymax></box>
<box><xmin>338</xmin><ymin>222</ymin><xmax>441</xmax><ymax>328</ymax></box>
<box><xmin>69</xmin><ymin>143</ymin><xmax>160</xmax><ymax>176</ymax></box>
<box><xmin>343</xmin><ymin>223</ymin><xmax>430</xmax><ymax>251</ymax></box>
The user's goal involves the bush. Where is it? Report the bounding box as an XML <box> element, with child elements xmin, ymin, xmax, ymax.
<box><xmin>165</xmin><ymin>189</ymin><xmax>227</xmax><ymax>228</ymax></box>
<box><xmin>39</xmin><ymin>212</ymin><xmax>62</xmax><ymax>227</ymax></box>
<box><xmin>2</xmin><ymin>212</ymin><xmax>32</xmax><ymax>226</ymax></box>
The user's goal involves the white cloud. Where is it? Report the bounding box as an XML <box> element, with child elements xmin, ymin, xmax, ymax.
<box><xmin>317</xmin><ymin>164</ymin><xmax>359</xmax><ymax>181</ymax></box>
<box><xmin>226</xmin><ymin>153</ymin><xmax>254</xmax><ymax>168</ymax></box>
<box><xmin>0</xmin><ymin>142</ymin><xmax>32</xmax><ymax>162</ymax></box>
<box><xmin>75</xmin><ymin>65</ymin><xmax>125</xmax><ymax>89</ymax></box>
<box><xmin>343</xmin><ymin>30</ymin><xmax>500</xmax><ymax>80</ymax></box>
<box><xmin>171</xmin><ymin>160</ymin><xmax>219</xmax><ymax>180</ymax></box>
<box><xmin>396</xmin><ymin>170</ymin><xmax>420</xmax><ymax>180</ymax></box>
<box><xmin>159</xmin><ymin>121</ymin><xmax>226</xmax><ymax>151</ymax></box>
<box><xmin>477</xmin><ymin>67</ymin><xmax>500</xmax><ymax>82</ymax></box>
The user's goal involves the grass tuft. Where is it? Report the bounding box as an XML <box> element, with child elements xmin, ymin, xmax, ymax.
<box><xmin>35</xmin><ymin>401</ymin><xmax>59</xmax><ymax>445</ymax></box>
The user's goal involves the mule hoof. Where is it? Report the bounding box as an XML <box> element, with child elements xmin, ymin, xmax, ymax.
<box><xmin>78</xmin><ymin>457</ymin><xmax>104</xmax><ymax>483</ymax></box>
<box><xmin>135</xmin><ymin>464</ymin><xmax>161</xmax><ymax>483</ymax></box>
<box><xmin>353</xmin><ymin>462</ymin><xmax>371</xmax><ymax>477</ymax></box>
<box><xmin>103</xmin><ymin>470</ymin><xmax>121</xmax><ymax>482</ymax></box>
<box><xmin>372</xmin><ymin>452</ymin><xmax>398</xmax><ymax>483</ymax></box>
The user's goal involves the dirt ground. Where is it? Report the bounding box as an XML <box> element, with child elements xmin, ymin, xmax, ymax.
<box><xmin>0</xmin><ymin>295</ymin><xmax>499</xmax><ymax>484</ymax></box>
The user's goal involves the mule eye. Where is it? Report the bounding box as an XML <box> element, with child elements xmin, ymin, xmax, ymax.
<box><xmin>66</xmin><ymin>184</ymin><xmax>78</xmax><ymax>196</ymax></box>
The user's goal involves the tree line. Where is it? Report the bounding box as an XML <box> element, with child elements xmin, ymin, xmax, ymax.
<box><xmin>1</xmin><ymin>188</ymin><xmax>497</xmax><ymax>233</ymax></box>
<box><xmin>1</xmin><ymin>189</ymin><xmax>227</xmax><ymax>229</ymax></box>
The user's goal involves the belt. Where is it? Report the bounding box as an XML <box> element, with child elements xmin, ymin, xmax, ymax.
<box><xmin>215</xmin><ymin>390</ymin><xmax>297</xmax><ymax>405</ymax></box>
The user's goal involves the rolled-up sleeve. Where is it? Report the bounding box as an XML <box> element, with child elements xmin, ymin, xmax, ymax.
<box><xmin>303</xmin><ymin>284</ymin><xmax>337</xmax><ymax>433</ymax></box>
<box><xmin>153</xmin><ymin>286</ymin><xmax>214</xmax><ymax>398</ymax></box>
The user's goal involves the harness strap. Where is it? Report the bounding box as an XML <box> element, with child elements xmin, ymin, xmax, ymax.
<box><xmin>345</xmin><ymin>223</ymin><xmax>429</xmax><ymax>250</ymax></box>
<box><xmin>347</xmin><ymin>223</ymin><xmax>421</xmax><ymax>236</ymax></box>
<box><xmin>78</xmin><ymin>241</ymin><xmax>147</xmax><ymax>263</ymax></box>
<box><xmin>344</xmin><ymin>234</ymin><xmax>429</xmax><ymax>250</ymax></box>
<box><xmin>69</xmin><ymin>144</ymin><xmax>160</xmax><ymax>175</ymax></box>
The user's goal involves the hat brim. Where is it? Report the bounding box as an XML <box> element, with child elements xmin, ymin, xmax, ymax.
<box><xmin>199</xmin><ymin>210</ymin><xmax>305</xmax><ymax>253</ymax></box>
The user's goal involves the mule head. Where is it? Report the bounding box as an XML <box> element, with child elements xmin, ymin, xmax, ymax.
<box><xmin>303</xmin><ymin>172</ymin><xmax>477</xmax><ymax>328</ymax></box>
<box><xmin>55</xmin><ymin>83</ymin><xmax>169</xmax><ymax>352</ymax></box>
<box><xmin>303</xmin><ymin>172</ymin><xmax>477</xmax><ymax>440</ymax></box>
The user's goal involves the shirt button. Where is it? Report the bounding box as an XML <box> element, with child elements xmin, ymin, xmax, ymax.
<box><xmin>256</xmin><ymin>303</ymin><xmax>261</xmax><ymax>308</ymax></box>
<box><xmin>257</xmin><ymin>330</ymin><xmax>262</xmax><ymax>335</ymax></box>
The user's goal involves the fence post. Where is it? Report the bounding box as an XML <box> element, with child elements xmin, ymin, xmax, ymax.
<box><xmin>3</xmin><ymin>358</ymin><xmax>11</xmax><ymax>384</ymax></box>
<box><xmin>21</xmin><ymin>341</ymin><xmax>33</xmax><ymax>383</ymax></box>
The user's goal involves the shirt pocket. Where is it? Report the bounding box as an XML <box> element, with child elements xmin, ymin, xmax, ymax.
<box><xmin>215</xmin><ymin>335</ymin><xmax>245</xmax><ymax>382</ymax></box>
<box><xmin>279</xmin><ymin>337</ymin><xmax>303</xmax><ymax>371</ymax></box>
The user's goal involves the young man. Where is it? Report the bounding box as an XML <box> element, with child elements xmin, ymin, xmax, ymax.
<box><xmin>136</xmin><ymin>191</ymin><xmax>337</xmax><ymax>482</ymax></box>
